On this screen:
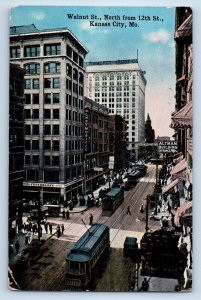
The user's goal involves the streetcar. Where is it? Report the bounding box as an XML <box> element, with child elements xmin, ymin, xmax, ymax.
<box><xmin>65</xmin><ymin>223</ymin><xmax>110</xmax><ymax>290</ymax></box>
<box><xmin>102</xmin><ymin>186</ymin><xmax>124</xmax><ymax>216</ymax></box>
<box><xmin>127</xmin><ymin>170</ymin><xmax>141</xmax><ymax>188</ymax></box>
<box><xmin>134</xmin><ymin>164</ymin><xmax>147</xmax><ymax>176</ymax></box>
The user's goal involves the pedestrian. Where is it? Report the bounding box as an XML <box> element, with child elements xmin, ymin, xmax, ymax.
<box><xmin>66</xmin><ymin>209</ymin><xmax>70</xmax><ymax>220</ymax></box>
<box><xmin>61</xmin><ymin>224</ymin><xmax>64</xmax><ymax>235</ymax></box>
<box><xmin>15</xmin><ymin>240</ymin><xmax>20</xmax><ymax>255</ymax></box>
<box><xmin>32</xmin><ymin>223</ymin><xmax>37</xmax><ymax>234</ymax></box>
<box><xmin>139</xmin><ymin>278</ymin><xmax>149</xmax><ymax>291</ymax></box>
<box><xmin>167</xmin><ymin>201</ymin><xmax>171</xmax><ymax>214</ymax></box>
<box><xmin>25</xmin><ymin>234</ymin><xmax>29</xmax><ymax>245</ymax></box>
<box><xmin>127</xmin><ymin>206</ymin><xmax>131</xmax><ymax>215</ymax></box>
<box><xmin>89</xmin><ymin>213</ymin><xmax>93</xmax><ymax>225</ymax></box>
<box><xmin>62</xmin><ymin>210</ymin><xmax>65</xmax><ymax>219</ymax></box>
<box><xmin>44</xmin><ymin>222</ymin><xmax>48</xmax><ymax>234</ymax></box>
<box><xmin>49</xmin><ymin>223</ymin><xmax>52</xmax><ymax>235</ymax></box>
<box><xmin>140</xmin><ymin>204</ymin><xmax>144</xmax><ymax>213</ymax></box>
<box><xmin>57</xmin><ymin>225</ymin><xmax>61</xmax><ymax>238</ymax></box>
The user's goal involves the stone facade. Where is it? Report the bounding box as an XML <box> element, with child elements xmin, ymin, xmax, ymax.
<box><xmin>10</xmin><ymin>24</ymin><xmax>88</xmax><ymax>205</ymax></box>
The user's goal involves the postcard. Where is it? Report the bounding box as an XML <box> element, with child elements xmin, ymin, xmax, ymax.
<box><xmin>8</xmin><ymin>5</ymin><xmax>192</xmax><ymax>292</ymax></box>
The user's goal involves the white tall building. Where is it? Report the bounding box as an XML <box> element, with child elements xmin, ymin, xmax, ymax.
<box><xmin>85</xmin><ymin>59</ymin><xmax>146</xmax><ymax>159</ymax></box>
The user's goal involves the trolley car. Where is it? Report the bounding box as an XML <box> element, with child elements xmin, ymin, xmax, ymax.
<box><xmin>127</xmin><ymin>170</ymin><xmax>141</xmax><ymax>188</ymax></box>
<box><xmin>102</xmin><ymin>187</ymin><xmax>124</xmax><ymax>216</ymax></box>
<box><xmin>65</xmin><ymin>223</ymin><xmax>110</xmax><ymax>291</ymax></box>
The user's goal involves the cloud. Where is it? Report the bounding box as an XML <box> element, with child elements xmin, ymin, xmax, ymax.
<box><xmin>144</xmin><ymin>29</ymin><xmax>170</xmax><ymax>44</ymax></box>
<box><xmin>80</xmin><ymin>20</ymin><xmax>95</xmax><ymax>31</ymax></box>
<box><xmin>30</xmin><ymin>11</ymin><xmax>46</xmax><ymax>20</ymax></box>
<box><xmin>79</xmin><ymin>20</ymin><xmax>109</xmax><ymax>34</ymax></box>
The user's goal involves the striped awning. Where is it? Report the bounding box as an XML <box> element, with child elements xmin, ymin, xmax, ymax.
<box><xmin>162</xmin><ymin>178</ymin><xmax>179</xmax><ymax>194</ymax></box>
<box><xmin>174</xmin><ymin>201</ymin><xmax>192</xmax><ymax>227</ymax></box>
<box><xmin>171</xmin><ymin>101</ymin><xmax>192</xmax><ymax>128</ymax></box>
<box><xmin>173</xmin><ymin>154</ymin><xmax>184</xmax><ymax>164</ymax></box>
<box><xmin>171</xmin><ymin>158</ymin><xmax>187</xmax><ymax>179</ymax></box>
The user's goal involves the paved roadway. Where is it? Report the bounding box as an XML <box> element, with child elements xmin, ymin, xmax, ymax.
<box><xmin>47</xmin><ymin>164</ymin><xmax>159</xmax><ymax>249</ymax></box>
<box><xmin>13</xmin><ymin>164</ymin><xmax>180</xmax><ymax>291</ymax></box>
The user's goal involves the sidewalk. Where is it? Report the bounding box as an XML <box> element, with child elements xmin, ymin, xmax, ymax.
<box><xmin>9</xmin><ymin>224</ymin><xmax>58</xmax><ymax>268</ymax></box>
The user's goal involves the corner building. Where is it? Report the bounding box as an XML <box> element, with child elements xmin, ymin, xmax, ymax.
<box><xmin>10</xmin><ymin>24</ymin><xmax>88</xmax><ymax>205</ymax></box>
<box><xmin>85</xmin><ymin>59</ymin><xmax>146</xmax><ymax>159</ymax></box>
<box><xmin>9</xmin><ymin>63</ymin><xmax>25</xmax><ymax>237</ymax></box>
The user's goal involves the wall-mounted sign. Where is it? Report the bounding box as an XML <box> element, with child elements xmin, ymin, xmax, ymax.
<box><xmin>158</xmin><ymin>141</ymin><xmax>178</xmax><ymax>153</ymax></box>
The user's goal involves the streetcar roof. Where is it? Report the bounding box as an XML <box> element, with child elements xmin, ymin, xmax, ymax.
<box><xmin>105</xmin><ymin>187</ymin><xmax>123</xmax><ymax>197</ymax></box>
<box><xmin>67</xmin><ymin>223</ymin><xmax>109</xmax><ymax>262</ymax></box>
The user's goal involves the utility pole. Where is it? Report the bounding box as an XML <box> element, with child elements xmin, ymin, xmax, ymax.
<box><xmin>145</xmin><ymin>194</ymin><xmax>150</xmax><ymax>232</ymax></box>
<box><xmin>38</xmin><ymin>190</ymin><xmax>41</xmax><ymax>242</ymax></box>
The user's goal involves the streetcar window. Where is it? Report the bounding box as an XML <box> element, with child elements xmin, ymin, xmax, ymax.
<box><xmin>80</xmin><ymin>263</ymin><xmax>85</xmax><ymax>274</ymax></box>
<box><xmin>69</xmin><ymin>261</ymin><xmax>79</xmax><ymax>273</ymax></box>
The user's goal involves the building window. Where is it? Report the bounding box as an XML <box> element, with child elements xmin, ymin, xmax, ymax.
<box><xmin>33</xmin><ymin>79</ymin><xmax>39</xmax><ymax>89</ymax></box>
<box><xmin>44</xmin><ymin>140</ymin><xmax>51</xmax><ymax>150</ymax></box>
<box><xmin>44</xmin><ymin>62</ymin><xmax>60</xmax><ymax>74</ymax></box>
<box><xmin>25</xmin><ymin>109</ymin><xmax>31</xmax><ymax>119</ymax></box>
<box><xmin>44</xmin><ymin>93</ymin><xmax>51</xmax><ymax>104</ymax></box>
<box><xmin>24</xmin><ymin>45</ymin><xmax>40</xmax><ymax>57</ymax></box>
<box><xmin>73</xmin><ymin>69</ymin><xmax>78</xmax><ymax>81</ymax></box>
<box><xmin>73</xmin><ymin>51</ymin><xmax>78</xmax><ymax>63</ymax></box>
<box><xmin>44</xmin><ymin>44</ymin><xmax>61</xmax><ymax>56</ymax></box>
<box><xmin>52</xmin><ymin>156</ymin><xmax>59</xmax><ymax>166</ymax></box>
<box><xmin>32</xmin><ymin>140</ymin><xmax>39</xmax><ymax>150</ymax></box>
<box><xmin>25</xmin><ymin>79</ymin><xmax>31</xmax><ymax>89</ymax></box>
<box><xmin>44</xmin><ymin>78</ymin><xmax>51</xmax><ymax>89</ymax></box>
<box><xmin>44</xmin><ymin>156</ymin><xmax>51</xmax><ymax>166</ymax></box>
<box><xmin>32</xmin><ymin>155</ymin><xmax>39</xmax><ymax>165</ymax></box>
<box><xmin>44</xmin><ymin>125</ymin><xmax>51</xmax><ymax>135</ymax></box>
<box><xmin>53</xmin><ymin>78</ymin><xmax>60</xmax><ymax>89</ymax></box>
<box><xmin>53</xmin><ymin>109</ymin><xmax>60</xmax><ymax>119</ymax></box>
<box><xmin>44</xmin><ymin>170</ymin><xmax>59</xmax><ymax>182</ymax></box>
<box><xmin>25</xmin><ymin>94</ymin><xmax>31</xmax><ymax>104</ymax></box>
<box><xmin>53</xmin><ymin>93</ymin><xmax>60</xmax><ymax>104</ymax></box>
<box><xmin>79</xmin><ymin>72</ymin><xmax>84</xmax><ymax>84</ymax></box>
<box><xmin>67</xmin><ymin>45</ymin><xmax>72</xmax><ymax>58</ymax></box>
<box><xmin>52</xmin><ymin>140</ymin><xmax>59</xmax><ymax>151</ymax></box>
<box><xmin>44</xmin><ymin>109</ymin><xmax>51</xmax><ymax>119</ymax></box>
<box><xmin>10</xmin><ymin>47</ymin><xmax>20</xmax><ymax>58</ymax></box>
<box><xmin>25</xmin><ymin>63</ymin><xmax>40</xmax><ymax>75</ymax></box>
<box><xmin>24</xmin><ymin>155</ymin><xmax>30</xmax><ymax>165</ymax></box>
<box><xmin>25</xmin><ymin>140</ymin><xmax>31</xmax><ymax>150</ymax></box>
<box><xmin>79</xmin><ymin>56</ymin><xmax>83</xmax><ymax>68</ymax></box>
<box><xmin>32</xmin><ymin>109</ymin><xmax>39</xmax><ymax>119</ymax></box>
<box><xmin>32</xmin><ymin>94</ymin><xmax>39</xmax><ymax>104</ymax></box>
<box><xmin>32</xmin><ymin>125</ymin><xmax>39</xmax><ymax>135</ymax></box>
<box><xmin>25</xmin><ymin>125</ymin><xmax>31</xmax><ymax>135</ymax></box>
<box><xmin>66</xmin><ymin>64</ymin><xmax>72</xmax><ymax>77</ymax></box>
<box><xmin>52</xmin><ymin>125</ymin><xmax>59</xmax><ymax>135</ymax></box>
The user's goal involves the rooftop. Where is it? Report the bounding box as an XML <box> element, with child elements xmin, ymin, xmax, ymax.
<box><xmin>10</xmin><ymin>24</ymin><xmax>88</xmax><ymax>54</ymax></box>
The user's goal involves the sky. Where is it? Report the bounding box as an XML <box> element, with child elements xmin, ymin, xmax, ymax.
<box><xmin>10</xmin><ymin>5</ymin><xmax>176</xmax><ymax>137</ymax></box>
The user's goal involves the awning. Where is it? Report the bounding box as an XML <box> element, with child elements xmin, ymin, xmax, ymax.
<box><xmin>162</xmin><ymin>178</ymin><xmax>179</xmax><ymax>194</ymax></box>
<box><xmin>177</xmin><ymin>75</ymin><xmax>186</xmax><ymax>82</ymax></box>
<box><xmin>173</xmin><ymin>154</ymin><xmax>183</xmax><ymax>164</ymax></box>
<box><xmin>171</xmin><ymin>158</ymin><xmax>187</xmax><ymax>179</ymax></box>
<box><xmin>171</xmin><ymin>101</ymin><xmax>192</xmax><ymax>128</ymax></box>
<box><xmin>174</xmin><ymin>201</ymin><xmax>192</xmax><ymax>227</ymax></box>
<box><xmin>173</xmin><ymin>152</ymin><xmax>183</xmax><ymax>159</ymax></box>
<box><xmin>174</xmin><ymin>14</ymin><xmax>192</xmax><ymax>39</ymax></box>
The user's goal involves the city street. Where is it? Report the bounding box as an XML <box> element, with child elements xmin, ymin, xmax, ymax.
<box><xmin>11</xmin><ymin>164</ymin><xmax>167</xmax><ymax>291</ymax></box>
